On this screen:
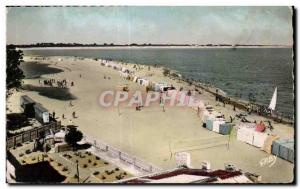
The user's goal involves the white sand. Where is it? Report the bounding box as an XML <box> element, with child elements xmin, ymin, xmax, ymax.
<box><xmin>7</xmin><ymin>55</ymin><xmax>294</xmax><ymax>183</ymax></box>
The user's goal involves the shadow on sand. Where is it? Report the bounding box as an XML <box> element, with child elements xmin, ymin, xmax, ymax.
<box><xmin>20</xmin><ymin>61</ymin><xmax>64</xmax><ymax>79</ymax></box>
<box><xmin>22</xmin><ymin>84</ymin><xmax>76</xmax><ymax>101</ymax></box>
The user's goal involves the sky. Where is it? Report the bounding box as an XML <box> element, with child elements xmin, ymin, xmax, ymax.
<box><xmin>6</xmin><ymin>6</ymin><xmax>293</xmax><ymax>45</ymax></box>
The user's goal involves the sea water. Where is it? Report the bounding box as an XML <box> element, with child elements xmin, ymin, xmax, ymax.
<box><xmin>23</xmin><ymin>48</ymin><xmax>294</xmax><ymax>118</ymax></box>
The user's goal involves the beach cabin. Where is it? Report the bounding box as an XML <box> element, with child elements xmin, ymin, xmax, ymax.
<box><xmin>133</xmin><ymin>76</ymin><xmax>138</xmax><ymax>83</ymax></box>
<box><xmin>205</xmin><ymin>118</ymin><xmax>226</xmax><ymax>133</ymax></box>
<box><xmin>154</xmin><ymin>83</ymin><xmax>168</xmax><ymax>92</ymax></box>
<box><xmin>272</xmin><ymin>139</ymin><xmax>294</xmax><ymax>163</ymax></box>
<box><xmin>34</xmin><ymin>103</ymin><xmax>50</xmax><ymax>124</ymax></box>
<box><xmin>219</xmin><ymin>123</ymin><xmax>234</xmax><ymax>135</ymax></box>
<box><xmin>119</xmin><ymin>71</ymin><xmax>129</xmax><ymax>78</ymax></box>
<box><xmin>20</xmin><ymin>95</ymin><xmax>36</xmax><ymax>118</ymax></box>
<box><xmin>140</xmin><ymin>79</ymin><xmax>150</xmax><ymax>87</ymax></box>
<box><xmin>121</xmin><ymin>67</ymin><xmax>132</xmax><ymax>74</ymax></box>
<box><xmin>237</xmin><ymin>123</ymin><xmax>270</xmax><ymax>148</ymax></box>
<box><xmin>262</xmin><ymin>135</ymin><xmax>279</xmax><ymax>154</ymax></box>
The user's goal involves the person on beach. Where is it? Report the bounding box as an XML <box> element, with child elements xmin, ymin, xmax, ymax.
<box><xmin>187</xmin><ymin>90</ymin><xmax>192</xmax><ymax>96</ymax></box>
<box><xmin>230</xmin><ymin>116</ymin><xmax>233</xmax><ymax>123</ymax></box>
<box><xmin>62</xmin><ymin>114</ymin><xmax>65</xmax><ymax>119</ymax></box>
<box><xmin>52</xmin><ymin>111</ymin><xmax>56</xmax><ymax>119</ymax></box>
<box><xmin>72</xmin><ymin>111</ymin><xmax>76</xmax><ymax>118</ymax></box>
<box><xmin>266</xmin><ymin>120</ymin><xmax>274</xmax><ymax>131</ymax></box>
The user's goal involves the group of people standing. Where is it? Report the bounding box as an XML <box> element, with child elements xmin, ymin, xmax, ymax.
<box><xmin>39</xmin><ymin>78</ymin><xmax>74</xmax><ymax>88</ymax></box>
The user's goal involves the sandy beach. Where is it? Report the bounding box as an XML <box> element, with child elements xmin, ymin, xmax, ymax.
<box><xmin>7</xmin><ymin>55</ymin><xmax>294</xmax><ymax>183</ymax></box>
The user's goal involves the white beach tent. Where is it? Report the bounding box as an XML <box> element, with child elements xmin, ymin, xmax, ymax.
<box><xmin>201</xmin><ymin>110</ymin><xmax>211</xmax><ymax>123</ymax></box>
<box><xmin>154</xmin><ymin>83</ymin><xmax>167</xmax><ymax>92</ymax></box>
<box><xmin>237</xmin><ymin>123</ymin><xmax>256</xmax><ymax>145</ymax></box>
<box><xmin>212</xmin><ymin>119</ymin><xmax>226</xmax><ymax>133</ymax></box>
<box><xmin>253</xmin><ymin>132</ymin><xmax>269</xmax><ymax>148</ymax></box>
<box><xmin>137</xmin><ymin>78</ymin><xmax>143</xmax><ymax>85</ymax></box>
<box><xmin>121</xmin><ymin>67</ymin><xmax>130</xmax><ymax>73</ymax></box>
<box><xmin>189</xmin><ymin>96</ymin><xmax>205</xmax><ymax>109</ymax></box>
<box><xmin>141</xmin><ymin>79</ymin><xmax>150</xmax><ymax>86</ymax></box>
<box><xmin>133</xmin><ymin>76</ymin><xmax>138</xmax><ymax>82</ymax></box>
<box><xmin>237</xmin><ymin>123</ymin><xmax>269</xmax><ymax>148</ymax></box>
<box><xmin>119</xmin><ymin>71</ymin><xmax>127</xmax><ymax>78</ymax></box>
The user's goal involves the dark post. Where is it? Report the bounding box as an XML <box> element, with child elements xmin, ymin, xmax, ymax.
<box><xmin>77</xmin><ymin>163</ymin><xmax>80</xmax><ymax>183</ymax></box>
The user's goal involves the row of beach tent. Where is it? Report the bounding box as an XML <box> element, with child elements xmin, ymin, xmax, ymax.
<box><xmin>201</xmin><ymin>107</ymin><xmax>233</xmax><ymax>135</ymax></box>
<box><xmin>100</xmin><ymin>59</ymin><xmax>205</xmax><ymax>108</ymax></box>
<box><xmin>236</xmin><ymin>123</ymin><xmax>294</xmax><ymax>163</ymax></box>
<box><xmin>200</xmin><ymin>100</ymin><xmax>293</xmax><ymax>163</ymax></box>
<box><xmin>100</xmin><ymin>59</ymin><xmax>294</xmax><ymax>163</ymax></box>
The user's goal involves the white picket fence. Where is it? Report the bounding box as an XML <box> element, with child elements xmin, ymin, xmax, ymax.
<box><xmin>83</xmin><ymin>135</ymin><xmax>161</xmax><ymax>173</ymax></box>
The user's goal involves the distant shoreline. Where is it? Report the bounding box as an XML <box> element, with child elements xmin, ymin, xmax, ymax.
<box><xmin>18</xmin><ymin>45</ymin><xmax>292</xmax><ymax>50</ymax></box>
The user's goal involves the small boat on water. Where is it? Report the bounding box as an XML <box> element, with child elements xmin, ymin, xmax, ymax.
<box><xmin>268</xmin><ymin>87</ymin><xmax>277</xmax><ymax>113</ymax></box>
